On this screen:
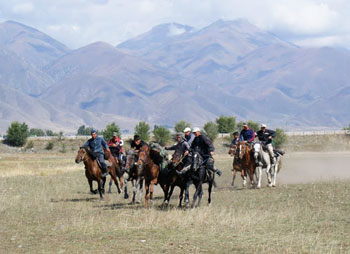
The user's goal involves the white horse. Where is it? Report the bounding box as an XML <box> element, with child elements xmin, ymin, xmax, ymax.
<box><xmin>253</xmin><ymin>142</ymin><xmax>273</xmax><ymax>188</ymax></box>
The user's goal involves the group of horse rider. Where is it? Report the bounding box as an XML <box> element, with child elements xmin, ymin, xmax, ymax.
<box><xmin>81</xmin><ymin>122</ymin><xmax>281</xmax><ymax>179</ymax></box>
<box><xmin>231</xmin><ymin>123</ymin><xmax>281</xmax><ymax>165</ymax></box>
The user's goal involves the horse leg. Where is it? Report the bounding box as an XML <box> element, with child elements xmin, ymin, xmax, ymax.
<box><xmin>185</xmin><ymin>179</ymin><xmax>191</xmax><ymax>207</ymax></box>
<box><xmin>208</xmin><ymin>181</ymin><xmax>213</xmax><ymax>205</ymax></box>
<box><xmin>232</xmin><ymin>169</ymin><xmax>237</xmax><ymax>187</ymax></box>
<box><xmin>138</xmin><ymin>179</ymin><xmax>144</xmax><ymax>203</ymax></box>
<box><xmin>257</xmin><ymin>166</ymin><xmax>262</xmax><ymax>189</ymax></box>
<box><xmin>241</xmin><ymin>169</ymin><xmax>247</xmax><ymax>187</ymax></box>
<box><xmin>101</xmin><ymin>177</ymin><xmax>106</xmax><ymax>194</ymax></box>
<box><xmin>167</xmin><ymin>184</ymin><xmax>176</xmax><ymax>204</ymax></box>
<box><xmin>123</xmin><ymin>178</ymin><xmax>129</xmax><ymax>199</ymax></box>
<box><xmin>144</xmin><ymin>180</ymin><xmax>150</xmax><ymax>209</ymax></box>
<box><xmin>88</xmin><ymin>178</ymin><xmax>97</xmax><ymax>194</ymax></box>
<box><xmin>272</xmin><ymin>161</ymin><xmax>278</xmax><ymax>187</ymax></box>
<box><xmin>108</xmin><ymin>178</ymin><xmax>113</xmax><ymax>193</ymax></box>
<box><xmin>97</xmin><ymin>179</ymin><xmax>103</xmax><ymax>200</ymax></box>
<box><xmin>110</xmin><ymin>172</ymin><xmax>121</xmax><ymax>194</ymax></box>
<box><xmin>178</xmin><ymin>187</ymin><xmax>184</xmax><ymax>207</ymax></box>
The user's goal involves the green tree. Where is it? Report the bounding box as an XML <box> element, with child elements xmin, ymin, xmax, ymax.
<box><xmin>216</xmin><ymin>115</ymin><xmax>236</xmax><ymax>133</ymax></box>
<box><xmin>5</xmin><ymin>122</ymin><xmax>30</xmax><ymax>147</ymax></box>
<box><xmin>45</xmin><ymin>130</ymin><xmax>56</xmax><ymax>136</ymax></box>
<box><xmin>203</xmin><ymin>121</ymin><xmax>219</xmax><ymax>141</ymax></box>
<box><xmin>45</xmin><ymin>142</ymin><xmax>54</xmax><ymax>150</ymax></box>
<box><xmin>29</xmin><ymin>128</ymin><xmax>45</xmax><ymax>137</ymax></box>
<box><xmin>76</xmin><ymin>125</ymin><xmax>94</xmax><ymax>135</ymax></box>
<box><xmin>237</xmin><ymin>120</ymin><xmax>260</xmax><ymax>132</ymax></box>
<box><xmin>274</xmin><ymin>128</ymin><xmax>288</xmax><ymax>148</ymax></box>
<box><xmin>135</xmin><ymin>121</ymin><xmax>151</xmax><ymax>142</ymax></box>
<box><xmin>174</xmin><ymin>120</ymin><xmax>191</xmax><ymax>133</ymax></box>
<box><xmin>153</xmin><ymin>126</ymin><xmax>171</xmax><ymax>146</ymax></box>
<box><xmin>103</xmin><ymin>122</ymin><xmax>120</xmax><ymax>141</ymax></box>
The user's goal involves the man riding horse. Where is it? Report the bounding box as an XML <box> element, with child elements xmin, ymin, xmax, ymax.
<box><xmin>184</xmin><ymin>127</ymin><xmax>195</xmax><ymax>146</ymax></box>
<box><xmin>82</xmin><ymin>129</ymin><xmax>110</xmax><ymax>177</ymax></box>
<box><xmin>108</xmin><ymin>132</ymin><xmax>125</xmax><ymax>166</ymax></box>
<box><xmin>131</xmin><ymin>135</ymin><xmax>147</xmax><ymax>152</ymax></box>
<box><xmin>189</xmin><ymin>127</ymin><xmax>222</xmax><ymax>176</ymax></box>
<box><xmin>239</xmin><ymin>123</ymin><xmax>255</xmax><ymax>144</ymax></box>
<box><xmin>165</xmin><ymin>133</ymin><xmax>191</xmax><ymax>174</ymax></box>
<box><xmin>256</xmin><ymin>124</ymin><xmax>276</xmax><ymax>164</ymax></box>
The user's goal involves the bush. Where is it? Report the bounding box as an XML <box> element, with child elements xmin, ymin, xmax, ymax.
<box><xmin>59</xmin><ymin>143</ymin><xmax>66</xmax><ymax>153</ymax></box>
<box><xmin>274</xmin><ymin>128</ymin><xmax>288</xmax><ymax>148</ymax></box>
<box><xmin>25</xmin><ymin>140</ymin><xmax>34</xmax><ymax>150</ymax></box>
<box><xmin>45</xmin><ymin>142</ymin><xmax>54</xmax><ymax>150</ymax></box>
<box><xmin>203</xmin><ymin>121</ymin><xmax>219</xmax><ymax>141</ymax></box>
<box><xmin>103</xmin><ymin>122</ymin><xmax>120</xmax><ymax>141</ymax></box>
<box><xmin>153</xmin><ymin>126</ymin><xmax>171</xmax><ymax>146</ymax></box>
<box><xmin>135</xmin><ymin>121</ymin><xmax>151</xmax><ymax>142</ymax></box>
<box><xmin>174</xmin><ymin>120</ymin><xmax>191</xmax><ymax>133</ymax></box>
<box><xmin>5</xmin><ymin>122</ymin><xmax>30</xmax><ymax>147</ymax></box>
<box><xmin>216</xmin><ymin>115</ymin><xmax>236</xmax><ymax>134</ymax></box>
<box><xmin>29</xmin><ymin>128</ymin><xmax>45</xmax><ymax>137</ymax></box>
<box><xmin>77</xmin><ymin>125</ymin><xmax>94</xmax><ymax>135</ymax></box>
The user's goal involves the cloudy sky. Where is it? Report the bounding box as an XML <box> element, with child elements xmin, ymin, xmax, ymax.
<box><xmin>1</xmin><ymin>0</ymin><xmax>350</xmax><ymax>49</ymax></box>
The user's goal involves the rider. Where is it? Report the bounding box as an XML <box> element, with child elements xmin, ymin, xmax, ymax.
<box><xmin>230</xmin><ymin>131</ymin><xmax>240</xmax><ymax>147</ymax></box>
<box><xmin>82</xmin><ymin>129</ymin><xmax>110</xmax><ymax>177</ymax></box>
<box><xmin>256</xmin><ymin>124</ymin><xmax>276</xmax><ymax>164</ymax></box>
<box><xmin>108</xmin><ymin>132</ymin><xmax>125</xmax><ymax>166</ymax></box>
<box><xmin>239</xmin><ymin>123</ymin><xmax>255</xmax><ymax>143</ymax></box>
<box><xmin>130</xmin><ymin>135</ymin><xmax>147</xmax><ymax>152</ymax></box>
<box><xmin>190</xmin><ymin>127</ymin><xmax>222</xmax><ymax>176</ymax></box>
<box><xmin>184</xmin><ymin>127</ymin><xmax>195</xmax><ymax>146</ymax></box>
<box><xmin>165</xmin><ymin>133</ymin><xmax>191</xmax><ymax>174</ymax></box>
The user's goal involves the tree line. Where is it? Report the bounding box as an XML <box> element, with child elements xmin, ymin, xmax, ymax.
<box><xmin>2</xmin><ymin>116</ymin><xmax>288</xmax><ymax>148</ymax></box>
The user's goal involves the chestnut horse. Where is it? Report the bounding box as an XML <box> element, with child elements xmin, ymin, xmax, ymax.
<box><xmin>137</xmin><ymin>145</ymin><xmax>159</xmax><ymax>208</ymax></box>
<box><xmin>235</xmin><ymin>141</ymin><xmax>256</xmax><ymax>188</ymax></box>
<box><xmin>75</xmin><ymin>147</ymin><xmax>122</xmax><ymax>199</ymax></box>
<box><xmin>228</xmin><ymin>145</ymin><xmax>248</xmax><ymax>187</ymax></box>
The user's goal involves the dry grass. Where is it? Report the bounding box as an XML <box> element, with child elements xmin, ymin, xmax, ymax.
<box><xmin>0</xmin><ymin>149</ymin><xmax>349</xmax><ymax>253</ymax></box>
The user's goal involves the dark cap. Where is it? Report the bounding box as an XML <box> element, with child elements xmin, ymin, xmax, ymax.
<box><xmin>91</xmin><ymin>129</ymin><xmax>97</xmax><ymax>134</ymax></box>
<box><xmin>133</xmin><ymin>135</ymin><xmax>141</xmax><ymax>141</ymax></box>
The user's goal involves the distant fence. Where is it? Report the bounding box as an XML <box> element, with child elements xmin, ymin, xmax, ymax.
<box><xmin>285</xmin><ymin>130</ymin><xmax>350</xmax><ymax>136</ymax></box>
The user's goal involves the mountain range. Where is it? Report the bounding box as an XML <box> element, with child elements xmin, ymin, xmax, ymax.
<box><xmin>0</xmin><ymin>19</ymin><xmax>349</xmax><ymax>134</ymax></box>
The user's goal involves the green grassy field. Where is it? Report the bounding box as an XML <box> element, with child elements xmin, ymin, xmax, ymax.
<box><xmin>0</xmin><ymin>148</ymin><xmax>350</xmax><ymax>253</ymax></box>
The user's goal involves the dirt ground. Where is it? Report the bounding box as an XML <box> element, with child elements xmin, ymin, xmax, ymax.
<box><xmin>277</xmin><ymin>151</ymin><xmax>350</xmax><ymax>184</ymax></box>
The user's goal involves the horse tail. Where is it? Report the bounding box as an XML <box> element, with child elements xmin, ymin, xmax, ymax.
<box><xmin>277</xmin><ymin>158</ymin><xmax>282</xmax><ymax>173</ymax></box>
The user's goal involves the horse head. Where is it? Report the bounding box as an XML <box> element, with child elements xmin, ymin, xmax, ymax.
<box><xmin>136</xmin><ymin>148</ymin><xmax>149</xmax><ymax>175</ymax></box>
<box><xmin>171</xmin><ymin>149</ymin><xmax>183</xmax><ymax>166</ymax></box>
<box><xmin>253</xmin><ymin>142</ymin><xmax>261</xmax><ymax>162</ymax></box>
<box><xmin>75</xmin><ymin>147</ymin><xmax>87</xmax><ymax>164</ymax></box>
<box><xmin>125</xmin><ymin>149</ymin><xmax>137</xmax><ymax>171</ymax></box>
<box><xmin>192</xmin><ymin>151</ymin><xmax>203</xmax><ymax>171</ymax></box>
<box><xmin>228</xmin><ymin>145</ymin><xmax>237</xmax><ymax>156</ymax></box>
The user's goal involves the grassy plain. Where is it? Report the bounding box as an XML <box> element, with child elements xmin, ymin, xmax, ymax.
<box><xmin>0</xmin><ymin>140</ymin><xmax>350</xmax><ymax>253</ymax></box>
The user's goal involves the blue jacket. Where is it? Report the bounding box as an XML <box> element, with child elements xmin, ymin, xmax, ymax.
<box><xmin>83</xmin><ymin>136</ymin><xmax>109</xmax><ymax>154</ymax></box>
<box><xmin>239</xmin><ymin>128</ymin><xmax>255</xmax><ymax>142</ymax></box>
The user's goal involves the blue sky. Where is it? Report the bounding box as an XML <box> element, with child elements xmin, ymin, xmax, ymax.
<box><xmin>1</xmin><ymin>0</ymin><xmax>350</xmax><ymax>49</ymax></box>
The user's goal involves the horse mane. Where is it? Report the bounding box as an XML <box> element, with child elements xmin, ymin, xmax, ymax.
<box><xmin>81</xmin><ymin>147</ymin><xmax>96</xmax><ymax>160</ymax></box>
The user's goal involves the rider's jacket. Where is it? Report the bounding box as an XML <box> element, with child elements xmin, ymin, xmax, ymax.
<box><xmin>191</xmin><ymin>134</ymin><xmax>215</xmax><ymax>157</ymax></box>
<box><xmin>83</xmin><ymin>136</ymin><xmax>109</xmax><ymax>154</ymax></box>
<box><xmin>166</xmin><ymin>139</ymin><xmax>190</xmax><ymax>153</ymax></box>
<box><xmin>130</xmin><ymin>140</ymin><xmax>147</xmax><ymax>150</ymax></box>
<box><xmin>184</xmin><ymin>133</ymin><xmax>195</xmax><ymax>146</ymax></box>
<box><xmin>257</xmin><ymin>129</ymin><xmax>276</xmax><ymax>145</ymax></box>
<box><xmin>108</xmin><ymin>137</ymin><xmax>124</xmax><ymax>153</ymax></box>
<box><xmin>239</xmin><ymin>128</ymin><xmax>255</xmax><ymax>142</ymax></box>
<box><xmin>231</xmin><ymin>137</ymin><xmax>239</xmax><ymax>146</ymax></box>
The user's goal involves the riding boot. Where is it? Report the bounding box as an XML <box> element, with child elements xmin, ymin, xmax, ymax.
<box><xmin>101</xmin><ymin>165</ymin><xmax>109</xmax><ymax>178</ymax></box>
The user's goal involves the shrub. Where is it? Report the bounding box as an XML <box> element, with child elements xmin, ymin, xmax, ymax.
<box><xmin>59</xmin><ymin>143</ymin><xmax>66</xmax><ymax>153</ymax></box>
<box><xmin>174</xmin><ymin>120</ymin><xmax>191</xmax><ymax>133</ymax></box>
<box><xmin>25</xmin><ymin>140</ymin><xmax>34</xmax><ymax>150</ymax></box>
<box><xmin>5</xmin><ymin>122</ymin><xmax>30</xmax><ymax>147</ymax></box>
<box><xmin>274</xmin><ymin>128</ymin><xmax>288</xmax><ymax>148</ymax></box>
<box><xmin>45</xmin><ymin>142</ymin><xmax>54</xmax><ymax>150</ymax></box>
<box><xmin>29</xmin><ymin>128</ymin><xmax>45</xmax><ymax>137</ymax></box>
<box><xmin>203</xmin><ymin>121</ymin><xmax>219</xmax><ymax>141</ymax></box>
<box><xmin>134</xmin><ymin>121</ymin><xmax>151</xmax><ymax>142</ymax></box>
<box><xmin>153</xmin><ymin>126</ymin><xmax>171</xmax><ymax>146</ymax></box>
<box><xmin>216</xmin><ymin>115</ymin><xmax>236</xmax><ymax>134</ymax></box>
<box><xmin>103</xmin><ymin>122</ymin><xmax>121</xmax><ymax>141</ymax></box>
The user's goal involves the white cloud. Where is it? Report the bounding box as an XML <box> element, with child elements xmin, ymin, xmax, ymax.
<box><xmin>12</xmin><ymin>2</ymin><xmax>34</xmax><ymax>14</ymax></box>
<box><xmin>1</xmin><ymin>0</ymin><xmax>350</xmax><ymax>49</ymax></box>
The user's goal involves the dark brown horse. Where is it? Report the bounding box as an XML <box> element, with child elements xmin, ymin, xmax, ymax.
<box><xmin>235</xmin><ymin>141</ymin><xmax>256</xmax><ymax>187</ymax></box>
<box><xmin>137</xmin><ymin>145</ymin><xmax>159</xmax><ymax>208</ymax></box>
<box><xmin>228</xmin><ymin>145</ymin><xmax>248</xmax><ymax>187</ymax></box>
<box><xmin>75</xmin><ymin>147</ymin><xmax>122</xmax><ymax>199</ymax></box>
<box><xmin>106</xmin><ymin>148</ymin><xmax>125</xmax><ymax>195</ymax></box>
<box><xmin>124</xmin><ymin>149</ymin><xmax>144</xmax><ymax>203</ymax></box>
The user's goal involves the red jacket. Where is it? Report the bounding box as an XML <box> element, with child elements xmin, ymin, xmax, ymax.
<box><xmin>108</xmin><ymin>137</ymin><xmax>123</xmax><ymax>153</ymax></box>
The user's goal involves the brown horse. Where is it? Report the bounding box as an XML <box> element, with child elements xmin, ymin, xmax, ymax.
<box><xmin>235</xmin><ymin>141</ymin><xmax>256</xmax><ymax>188</ymax></box>
<box><xmin>105</xmin><ymin>148</ymin><xmax>125</xmax><ymax>195</ymax></box>
<box><xmin>228</xmin><ymin>145</ymin><xmax>248</xmax><ymax>187</ymax></box>
<box><xmin>124</xmin><ymin>149</ymin><xmax>144</xmax><ymax>203</ymax></box>
<box><xmin>137</xmin><ymin>145</ymin><xmax>159</xmax><ymax>208</ymax></box>
<box><xmin>158</xmin><ymin>149</ymin><xmax>188</xmax><ymax>207</ymax></box>
<box><xmin>75</xmin><ymin>147</ymin><xmax>122</xmax><ymax>199</ymax></box>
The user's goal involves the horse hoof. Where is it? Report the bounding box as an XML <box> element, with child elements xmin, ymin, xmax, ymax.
<box><xmin>272</xmin><ymin>185</ymin><xmax>276</xmax><ymax>187</ymax></box>
<box><xmin>124</xmin><ymin>193</ymin><xmax>129</xmax><ymax>199</ymax></box>
<box><xmin>107</xmin><ymin>191</ymin><xmax>112</xmax><ymax>194</ymax></box>
<box><xmin>136</xmin><ymin>200</ymin><xmax>141</xmax><ymax>204</ymax></box>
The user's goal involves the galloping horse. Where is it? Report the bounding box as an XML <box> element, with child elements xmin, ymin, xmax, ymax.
<box><xmin>124</xmin><ymin>149</ymin><xmax>144</xmax><ymax>203</ymax></box>
<box><xmin>253</xmin><ymin>142</ymin><xmax>283</xmax><ymax>188</ymax></box>
<box><xmin>187</xmin><ymin>151</ymin><xmax>215</xmax><ymax>208</ymax></box>
<box><xmin>137</xmin><ymin>145</ymin><xmax>160</xmax><ymax>208</ymax></box>
<box><xmin>236</xmin><ymin>141</ymin><xmax>256</xmax><ymax>188</ymax></box>
<box><xmin>228</xmin><ymin>145</ymin><xmax>248</xmax><ymax>187</ymax></box>
<box><xmin>75</xmin><ymin>147</ymin><xmax>122</xmax><ymax>199</ymax></box>
<box><xmin>160</xmin><ymin>149</ymin><xmax>188</xmax><ymax>207</ymax></box>
<box><xmin>105</xmin><ymin>148</ymin><xmax>125</xmax><ymax>194</ymax></box>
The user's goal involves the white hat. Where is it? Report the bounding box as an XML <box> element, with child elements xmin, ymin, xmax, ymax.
<box><xmin>192</xmin><ymin>127</ymin><xmax>201</xmax><ymax>133</ymax></box>
<box><xmin>243</xmin><ymin>123</ymin><xmax>248</xmax><ymax>127</ymax></box>
<box><xmin>183</xmin><ymin>127</ymin><xmax>191</xmax><ymax>133</ymax></box>
<box><xmin>261</xmin><ymin>124</ymin><xmax>267</xmax><ymax>128</ymax></box>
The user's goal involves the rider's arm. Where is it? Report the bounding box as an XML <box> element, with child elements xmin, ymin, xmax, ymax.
<box><xmin>102</xmin><ymin>138</ymin><xmax>110</xmax><ymax>151</ymax></box>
